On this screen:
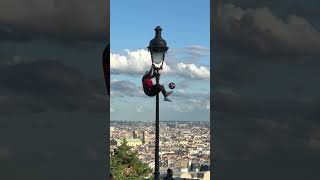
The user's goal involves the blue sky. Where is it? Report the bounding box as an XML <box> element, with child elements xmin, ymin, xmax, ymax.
<box><xmin>111</xmin><ymin>0</ymin><xmax>210</xmax><ymax>51</ymax></box>
<box><xmin>110</xmin><ymin>0</ymin><xmax>210</xmax><ymax>121</ymax></box>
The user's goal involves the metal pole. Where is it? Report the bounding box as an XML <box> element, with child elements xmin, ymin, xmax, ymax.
<box><xmin>155</xmin><ymin>69</ymin><xmax>160</xmax><ymax>180</ymax></box>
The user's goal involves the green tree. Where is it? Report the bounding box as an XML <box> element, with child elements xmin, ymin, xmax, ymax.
<box><xmin>111</xmin><ymin>138</ymin><xmax>153</xmax><ymax>179</ymax></box>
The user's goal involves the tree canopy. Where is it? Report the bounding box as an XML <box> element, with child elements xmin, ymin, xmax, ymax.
<box><xmin>111</xmin><ymin>138</ymin><xmax>153</xmax><ymax>179</ymax></box>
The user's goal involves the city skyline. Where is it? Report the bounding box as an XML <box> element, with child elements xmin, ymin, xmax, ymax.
<box><xmin>110</xmin><ymin>120</ymin><xmax>210</xmax><ymax>179</ymax></box>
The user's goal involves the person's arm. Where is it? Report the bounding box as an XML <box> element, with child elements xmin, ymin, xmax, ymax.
<box><xmin>149</xmin><ymin>64</ymin><xmax>159</xmax><ymax>78</ymax></box>
<box><xmin>151</xmin><ymin>69</ymin><xmax>160</xmax><ymax>78</ymax></box>
<box><xmin>148</xmin><ymin>65</ymin><xmax>153</xmax><ymax>74</ymax></box>
<box><xmin>151</xmin><ymin>72</ymin><xmax>158</xmax><ymax>78</ymax></box>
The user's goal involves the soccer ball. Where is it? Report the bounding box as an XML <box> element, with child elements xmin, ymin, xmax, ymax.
<box><xmin>168</xmin><ymin>82</ymin><xmax>176</xmax><ymax>89</ymax></box>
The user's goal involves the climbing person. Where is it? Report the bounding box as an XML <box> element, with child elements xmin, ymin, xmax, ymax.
<box><xmin>142</xmin><ymin>64</ymin><xmax>172</xmax><ymax>102</ymax></box>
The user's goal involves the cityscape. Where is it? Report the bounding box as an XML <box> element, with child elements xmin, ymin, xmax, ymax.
<box><xmin>110</xmin><ymin>121</ymin><xmax>211</xmax><ymax>179</ymax></box>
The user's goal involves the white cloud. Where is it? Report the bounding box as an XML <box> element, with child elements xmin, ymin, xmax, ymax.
<box><xmin>169</xmin><ymin>45</ymin><xmax>210</xmax><ymax>58</ymax></box>
<box><xmin>171</xmin><ymin>98</ymin><xmax>210</xmax><ymax>113</ymax></box>
<box><xmin>206</xmin><ymin>102</ymin><xmax>210</xmax><ymax>110</ymax></box>
<box><xmin>110</xmin><ymin>80</ymin><xmax>139</xmax><ymax>97</ymax></box>
<box><xmin>185</xmin><ymin>45</ymin><xmax>210</xmax><ymax>56</ymax></box>
<box><xmin>0</xmin><ymin>0</ymin><xmax>107</xmax><ymax>42</ymax></box>
<box><xmin>111</xmin><ymin>78</ymin><xmax>119</xmax><ymax>83</ymax></box>
<box><xmin>172</xmin><ymin>104</ymin><xmax>195</xmax><ymax>113</ymax></box>
<box><xmin>223</xmin><ymin>4</ymin><xmax>320</xmax><ymax>55</ymax></box>
<box><xmin>111</xmin><ymin>49</ymin><xmax>210</xmax><ymax>80</ymax></box>
<box><xmin>175</xmin><ymin>89</ymin><xmax>185</xmax><ymax>94</ymax></box>
<box><xmin>136</xmin><ymin>105</ymin><xmax>144</xmax><ymax>113</ymax></box>
<box><xmin>169</xmin><ymin>91</ymin><xmax>210</xmax><ymax>113</ymax></box>
<box><xmin>110</xmin><ymin>107</ymin><xmax>115</xmax><ymax>112</ymax></box>
<box><xmin>177</xmin><ymin>63</ymin><xmax>210</xmax><ymax>80</ymax></box>
<box><xmin>110</xmin><ymin>49</ymin><xmax>172</xmax><ymax>75</ymax></box>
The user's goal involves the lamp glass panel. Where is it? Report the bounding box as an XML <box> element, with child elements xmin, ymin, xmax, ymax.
<box><xmin>151</xmin><ymin>51</ymin><xmax>164</xmax><ymax>65</ymax></box>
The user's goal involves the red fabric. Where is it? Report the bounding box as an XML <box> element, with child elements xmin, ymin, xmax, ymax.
<box><xmin>145</xmin><ymin>78</ymin><xmax>153</xmax><ymax>89</ymax></box>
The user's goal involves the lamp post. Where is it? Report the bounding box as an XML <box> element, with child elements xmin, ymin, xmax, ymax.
<box><xmin>148</xmin><ymin>26</ymin><xmax>169</xmax><ymax>180</ymax></box>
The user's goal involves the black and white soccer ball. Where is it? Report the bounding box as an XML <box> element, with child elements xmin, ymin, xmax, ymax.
<box><xmin>168</xmin><ymin>82</ymin><xmax>176</xmax><ymax>89</ymax></box>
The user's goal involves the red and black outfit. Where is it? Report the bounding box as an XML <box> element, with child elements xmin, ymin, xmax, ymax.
<box><xmin>142</xmin><ymin>68</ymin><xmax>168</xmax><ymax>97</ymax></box>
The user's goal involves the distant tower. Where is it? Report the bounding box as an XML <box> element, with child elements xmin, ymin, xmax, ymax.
<box><xmin>133</xmin><ymin>130</ymin><xmax>139</xmax><ymax>139</ymax></box>
<box><xmin>142</xmin><ymin>130</ymin><xmax>149</xmax><ymax>144</ymax></box>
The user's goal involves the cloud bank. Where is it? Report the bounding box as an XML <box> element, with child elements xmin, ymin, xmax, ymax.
<box><xmin>0</xmin><ymin>0</ymin><xmax>107</xmax><ymax>42</ymax></box>
<box><xmin>222</xmin><ymin>4</ymin><xmax>320</xmax><ymax>55</ymax></box>
<box><xmin>0</xmin><ymin>56</ymin><xmax>108</xmax><ymax>115</ymax></box>
<box><xmin>111</xmin><ymin>49</ymin><xmax>210</xmax><ymax>80</ymax></box>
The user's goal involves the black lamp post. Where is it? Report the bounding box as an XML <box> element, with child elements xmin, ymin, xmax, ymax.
<box><xmin>148</xmin><ymin>26</ymin><xmax>169</xmax><ymax>180</ymax></box>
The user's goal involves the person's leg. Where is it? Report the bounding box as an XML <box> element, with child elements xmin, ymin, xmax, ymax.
<box><xmin>159</xmin><ymin>84</ymin><xmax>173</xmax><ymax>97</ymax></box>
<box><xmin>149</xmin><ymin>85</ymin><xmax>161</xmax><ymax>96</ymax></box>
<box><xmin>150</xmin><ymin>85</ymin><xmax>172</xmax><ymax>102</ymax></box>
<box><xmin>159</xmin><ymin>84</ymin><xmax>167</xmax><ymax>97</ymax></box>
<box><xmin>159</xmin><ymin>84</ymin><xmax>173</xmax><ymax>102</ymax></box>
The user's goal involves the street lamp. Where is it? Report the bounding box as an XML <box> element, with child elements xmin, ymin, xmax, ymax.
<box><xmin>148</xmin><ymin>26</ymin><xmax>169</xmax><ymax>70</ymax></box>
<box><xmin>148</xmin><ymin>26</ymin><xmax>169</xmax><ymax>180</ymax></box>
